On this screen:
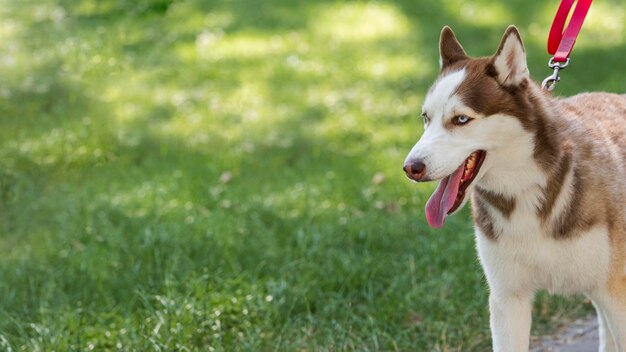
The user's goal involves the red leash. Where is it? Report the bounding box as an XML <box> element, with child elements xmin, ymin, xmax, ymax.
<box><xmin>541</xmin><ymin>0</ymin><xmax>593</xmax><ymax>91</ymax></box>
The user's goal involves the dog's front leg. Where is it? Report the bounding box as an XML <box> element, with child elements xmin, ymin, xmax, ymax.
<box><xmin>590</xmin><ymin>290</ymin><xmax>626</xmax><ymax>352</ymax></box>
<box><xmin>489</xmin><ymin>291</ymin><xmax>533</xmax><ymax>352</ymax></box>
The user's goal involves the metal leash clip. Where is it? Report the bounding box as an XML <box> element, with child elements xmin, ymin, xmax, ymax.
<box><xmin>541</xmin><ymin>57</ymin><xmax>570</xmax><ymax>91</ymax></box>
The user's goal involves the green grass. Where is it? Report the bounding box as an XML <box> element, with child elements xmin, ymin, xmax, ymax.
<box><xmin>0</xmin><ymin>0</ymin><xmax>624</xmax><ymax>350</ymax></box>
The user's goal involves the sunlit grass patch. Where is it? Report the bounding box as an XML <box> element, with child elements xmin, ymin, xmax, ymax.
<box><xmin>311</xmin><ymin>2</ymin><xmax>410</xmax><ymax>43</ymax></box>
<box><xmin>443</xmin><ymin>0</ymin><xmax>513</xmax><ymax>27</ymax></box>
<box><xmin>0</xmin><ymin>18</ymin><xmax>21</xmax><ymax>43</ymax></box>
<box><xmin>194</xmin><ymin>32</ymin><xmax>294</xmax><ymax>61</ymax></box>
<box><xmin>575</xmin><ymin>2</ymin><xmax>625</xmax><ymax>48</ymax></box>
<box><xmin>356</xmin><ymin>54</ymin><xmax>431</xmax><ymax>80</ymax></box>
<box><xmin>6</xmin><ymin>123</ymin><xmax>109</xmax><ymax>168</ymax></box>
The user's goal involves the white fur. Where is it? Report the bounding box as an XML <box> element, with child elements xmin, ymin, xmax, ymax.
<box><xmin>472</xmin><ymin>115</ymin><xmax>546</xmax><ymax>197</ymax></box>
<box><xmin>493</xmin><ymin>32</ymin><xmax>529</xmax><ymax>86</ymax></box>
<box><xmin>477</xmin><ymin>112</ymin><xmax>626</xmax><ymax>351</ymax></box>
<box><xmin>589</xmin><ymin>286</ymin><xmax>626</xmax><ymax>351</ymax></box>
<box><xmin>593</xmin><ymin>298</ymin><xmax>620</xmax><ymax>351</ymax></box>
<box><xmin>406</xmin><ymin>69</ymin><xmax>485</xmax><ymax>181</ymax></box>
<box><xmin>548</xmin><ymin>169</ymin><xmax>574</xmax><ymax>225</ymax></box>
<box><xmin>476</xmin><ymin>225</ymin><xmax>611</xmax><ymax>296</ymax></box>
<box><xmin>422</xmin><ymin>69</ymin><xmax>467</xmax><ymax>118</ymax></box>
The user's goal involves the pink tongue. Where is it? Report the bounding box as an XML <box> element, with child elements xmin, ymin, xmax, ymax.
<box><xmin>425</xmin><ymin>165</ymin><xmax>465</xmax><ymax>228</ymax></box>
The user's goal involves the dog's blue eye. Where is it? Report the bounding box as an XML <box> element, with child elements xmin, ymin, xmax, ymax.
<box><xmin>453</xmin><ymin>115</ymin><xmax>471</xmax><ymax>126</ymax></box>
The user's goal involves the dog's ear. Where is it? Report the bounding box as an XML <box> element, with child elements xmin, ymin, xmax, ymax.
<box><xmin>492</xmin><ymin>26</ymin><xmax>529</xmax><ymax>86</ymax></box>
<box><xmin>439</xmin><ymin>26</ymin><xmax>468</xmax><ymax>69</ymax></box>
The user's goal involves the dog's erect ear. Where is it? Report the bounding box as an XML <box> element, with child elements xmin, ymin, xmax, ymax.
<box><xmin>439</xmin><ymin>26</ymin><xmax>468</xmax><ymax>69</ymax></box>
<box><xmin>492</xmin><ymin>26</ymin><xmax>529</xmax><ymax>86</ymax></box>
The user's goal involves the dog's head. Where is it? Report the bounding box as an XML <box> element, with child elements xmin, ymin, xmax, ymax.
<box><xmin>404</xmin><ymin>26</ymin><xmax>537</xmax><ymax>228</ymax></box>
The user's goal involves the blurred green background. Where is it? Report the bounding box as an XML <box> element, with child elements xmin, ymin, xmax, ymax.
<box><xmin>0</xmin><ymin>0</ymin><xmax>624</xmax><ymax>350</ymax></box>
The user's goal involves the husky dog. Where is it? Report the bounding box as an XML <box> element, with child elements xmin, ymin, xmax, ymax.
<box><xmin>403</xmin><ymin>26</ymin><xmax>626</xmax><ymax>351</ymax></box>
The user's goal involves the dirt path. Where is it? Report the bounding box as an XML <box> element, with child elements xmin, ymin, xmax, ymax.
<box><xmin>530</xmin><ymin>316</ymin><xmax>598</xmax><ymax>352</ymax></box>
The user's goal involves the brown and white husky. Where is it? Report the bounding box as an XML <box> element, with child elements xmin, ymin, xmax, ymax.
<box><xmin>403</xmin><ymin>26</ymin><xmax>626</xmax><ymax>352</ymax></box>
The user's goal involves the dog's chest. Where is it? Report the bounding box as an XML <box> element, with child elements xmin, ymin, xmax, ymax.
<box><xmin>475</xmin><ymin>205</ymin><xmax>611</xmax><ymax>294</ymax></box>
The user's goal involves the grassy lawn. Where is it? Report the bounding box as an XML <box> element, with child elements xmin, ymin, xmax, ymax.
<box><xmin>0</xmin><ymin>0</ymin><xmax>624</xmax><ymax>350</ymax></box>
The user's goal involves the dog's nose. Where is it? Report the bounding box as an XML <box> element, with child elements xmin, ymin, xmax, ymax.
<box><xmin>403</xmin><ymin>160</ymin><xmax>426</xmax><ymax>181</ymax></box>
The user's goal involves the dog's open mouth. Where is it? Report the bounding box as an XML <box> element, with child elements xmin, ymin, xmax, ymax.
<box><xmin>425</xmin><ymin>150</ymin><xmax>486</xmax><ymax>228</ymax></box>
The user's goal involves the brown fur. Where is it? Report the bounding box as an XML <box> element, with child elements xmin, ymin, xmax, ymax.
<box><xmin>537</xmin><ymin>146</ymin><xmax>571</xmax><ymax>221</ymax></box>
<box><xmin>608</xmin><ymin>219</ymin><xmax>626</xmax><ymax>303</ymax></box>
<box><xmin>471</xmin><ymin>195</ymin><xmax>499</xmax><ymax>241</ymax></box>
<box><xmin>471</xmin><ymin>187</ymin><xmax>516</xmax><ymax>242</ymax></box>
<box><xmin>554</xmin><ymin>93</ymin><xmax>626</xmax><ymax>239</ymax></box>
<box><xmin>439</xmin><ymin>26</ymin><xmax>468</xmax><ymax>69</ymax></box>
<box><xmin>474</xmin><ymin>186</ymin><xmax>516</xmax><ymax>218</ymax></box>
